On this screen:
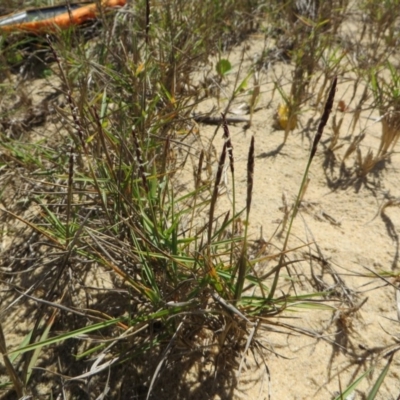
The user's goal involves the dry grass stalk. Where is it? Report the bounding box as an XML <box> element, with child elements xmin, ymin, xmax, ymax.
<box><xmin>268</xmin><ymin>76</ymin><xmax>337</xmax><ymax>301</ymax></box>
<box><xmin>350</xmin><ymin>85</ymin><xmax>369</xmax><ymax>135</ymax></box>
<box><xmin>235</xmin><ymin>135</ymin><xmax>255</xmax><ymax>302</ymax></box>
<box><xmin>356</xmin><ymin>148</ymin><xmax>384</xmax><ymax>177</ymax></box>
<box><xmin>46</xmin><ymin>35</ymin><xmax>87</xmax><ymax>150</ymax></box>
<box><xmin>207</xmin><ymin>141</ymin><xmax>227</xmax><ymax>248</ymax></box>
<box><xmin>66</xmin><ymin>146</ymin><xmax>74</xmax><ymax>246</ymax></box>
<box><xmin>278</xmin><ymin>192</ymin><xmax>289</xmax><ymax>238</ymax></box>
<box><xmin>351</xmin><ymin>111</ymin><xmax>400</xmax><ymax>177</ymax></box>
<box><xmin>342</xmin><ymin>133</ymin><xmax>365</xmax><ymax>165</ymax></box>
<box><xmin>378</xmin><ymin>110</ymin><xmax>400</xmax><ymax>156</ymax></box>
<box><xmin>0</xmin><ymin>322</ymin><xmax>25</xmax><ymax>397</ymax></box>
<box><xmin>328</xmin><ymin>114</ymin><xmax>344</xmax><ymax>152</ymax></box>
<box><xmin>249</xmin><ymin>69</ymin><xmax>261</xmax><ymax>126</ymax></box>
<box><xmin>131</xmin><ymin>129</ymin><xmax>149</xmax><ymax>194</ymax></box>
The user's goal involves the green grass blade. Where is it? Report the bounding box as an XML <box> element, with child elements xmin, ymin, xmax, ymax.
<box><xmin>366</xmin><ymin>354</ymin><xmax>394</xmax><ymax>400</ymax></box>
<box><xmin>24</xmin><ymin>312</ymin><xmax>55</xmax><ymax>385</ymax></box>
<box><xmin>9</xmin><ymin>318</ymin><xmax>123</xmax><ymax>357</ymax></box>
<box><xmin>333</xmin><ymin>368</ymin><xmax>373</xmax><ymax>400</ymax></box>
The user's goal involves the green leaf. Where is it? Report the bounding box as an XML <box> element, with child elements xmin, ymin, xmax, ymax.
<box><xmin>366</xmin><ymin>354</ymin><xmax>393</xmax><ymax>400</ymax></box>
<box><xmin>216</xmin><ymin>59</ymin><xmax>232</xmax><ymax>77</ymax></box>
<box><xmin>9</xmin><ymin>318</ymin><xmax>122</xmax><ymax>357</ymax></box>
<box><xmin>333</xmin><ymin>367</ymin><xmax>373</xmax><ymax>400</ymax></box>
<box><xmin>234</xmin><ymin>70</ymin><xmax>252</xmax><ymax>96</ymax></box>
<box><xmin>25</xmin><ymin>314</ymin><xmax>55</xmax><ymax>385</ymax></box>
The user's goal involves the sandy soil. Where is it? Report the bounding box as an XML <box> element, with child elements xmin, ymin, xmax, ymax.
<box><xmin>1</xmin><ymin>8</ymin><xmax>400</xmax><ymax>400</ymax></box>
<box><xmin>178</xmin><ymin>32</ymin><xmax>400</xmax><ymax>399</ymax></box>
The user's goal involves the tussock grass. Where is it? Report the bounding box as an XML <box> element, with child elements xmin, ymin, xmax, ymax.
<box><xmin>0</xmin><ymin>0</ymin><xmax>399</xmax><ymax>399</ymax></box>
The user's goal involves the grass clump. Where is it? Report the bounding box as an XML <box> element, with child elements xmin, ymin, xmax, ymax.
<box><xmin>0</xmin><ymin>1</ymin><xmax>281</xmax><ymax>398</ymax></box>
<box><xmin>0</xmin><ymin>1</ymin><xmax>399</xmax><ymax>399</ymax></box>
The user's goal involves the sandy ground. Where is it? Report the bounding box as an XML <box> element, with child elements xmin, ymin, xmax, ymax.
<box><xmin>1</xmin><ymin>9</ymin><xmax>400</xmax><ymax>400</ymax></box>
<box><xmin>181</xmin><ymin>33</ymin><xmax>400</xmax><ymax>399</ymax></box>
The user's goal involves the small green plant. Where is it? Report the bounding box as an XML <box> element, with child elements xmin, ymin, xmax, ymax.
<box><xmin>216</xmin><ymin>58</ymin><xmax>232</xmax><ymax>78</ymax></box>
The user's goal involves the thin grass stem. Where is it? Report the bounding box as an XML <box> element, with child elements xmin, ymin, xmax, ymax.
<box><xmin>268</xmin><ymin>76</ymin><xmax>337</xmax><ymax>301</ymax></box>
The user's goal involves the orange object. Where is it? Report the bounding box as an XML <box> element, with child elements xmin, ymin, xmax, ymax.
<box><xmin>0</xmin><ymin>0</ymin><xmax>126</xmax><ymax>33</ymax></box>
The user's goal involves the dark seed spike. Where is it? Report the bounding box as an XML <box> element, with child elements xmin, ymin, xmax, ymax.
<box><xmin>145</xmin><ymin>0</ymin><xmax>151</xmax><ymax>45</ymax></box>
<box><xmin>246</xmin><ymin>136</ymin><xmax>255</xmax><ymax>216</ymax></box>
<box><xmin>222</xmin><ymin>113</ymin><xmax>234</xmax><ymax>175</ymax></box>
<box><xmin>208</xmin><ymin>142</ymin><xmax>227</xmax><ymax>247</ymax></box>
<box><xmin>310</xmin><ymin>76</ymin><xmax>337</xmax><ymax>161</ymax></box>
